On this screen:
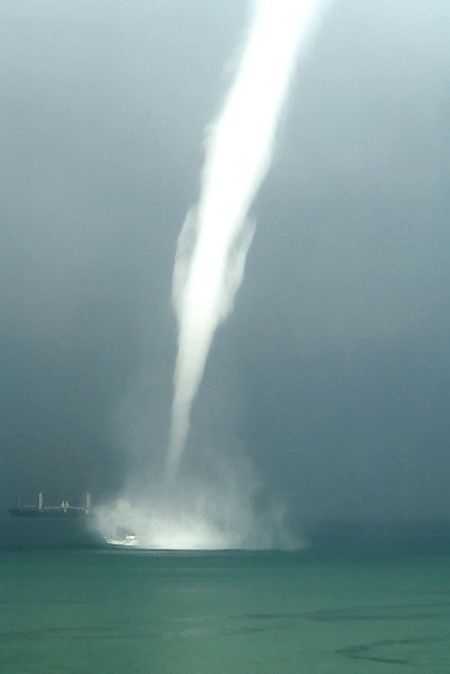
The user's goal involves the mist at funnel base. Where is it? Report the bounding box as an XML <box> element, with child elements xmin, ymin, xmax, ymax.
<box><xmin>96</xmin><ymin>503</ymin><xmax>302</xmax><ymax>551</ymax></box>
<box><xmin>95</xmin><ymin>447</ymin><xmax>303</xmax><ymax>550</ymax></box>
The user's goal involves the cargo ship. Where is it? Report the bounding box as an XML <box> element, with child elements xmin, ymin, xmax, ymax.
<box><xmin>9</xmin><ymin>492</ymin><xmax>91</xmax><ymax>518</ymax></box>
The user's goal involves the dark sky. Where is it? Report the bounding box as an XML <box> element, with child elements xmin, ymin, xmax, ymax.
<box><xmin>2</xmin><ymin>0</ymin><xmax>450</xmax><ymax>526</ymax></box>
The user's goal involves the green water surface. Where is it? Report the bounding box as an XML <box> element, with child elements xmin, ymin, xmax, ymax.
<box><xmin>2</xmin><ymin>549</ymin><xmax>450</xmax><ymax>673</ymax></box>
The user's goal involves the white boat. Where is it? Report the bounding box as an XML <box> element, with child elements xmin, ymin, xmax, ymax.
<box><xmin>105</xmin><ymin>534</ymin><xmax>138</xmax><ymax>548</ymax></box>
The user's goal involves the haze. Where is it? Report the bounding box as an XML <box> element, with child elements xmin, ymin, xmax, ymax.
<box><xmin>1</xmin><ymin>0</ymin><xmax>450</xmax><ymax>538</ymax></box>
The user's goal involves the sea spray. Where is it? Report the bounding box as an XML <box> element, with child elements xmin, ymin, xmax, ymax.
<box><xmin>95</xmin><ymin>449</ymin><xmax>302</xmax><ymax>549</ymax></box>
<box><xmin>168</xmin><ymin>0</ymin><xmax>328</xmax><ymax>478</ymax></box>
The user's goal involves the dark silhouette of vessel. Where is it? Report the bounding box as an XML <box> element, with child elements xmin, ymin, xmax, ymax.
<box><xmin>9</xmin><ymin>492</ymin><xmax>91</xmax><ymax>518</ymax></box>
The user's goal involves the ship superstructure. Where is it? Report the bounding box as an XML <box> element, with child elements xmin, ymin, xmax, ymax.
<box><xmin>9</xmin><ymin>492</ymin><xmax>91</xmax><ymax>518</ymax></box>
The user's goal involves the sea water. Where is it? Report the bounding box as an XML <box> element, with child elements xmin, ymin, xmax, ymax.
<box><xmin>2</xmin><ymin>548</ymin><xmax>450</xmax><ymax>673</ymax></box>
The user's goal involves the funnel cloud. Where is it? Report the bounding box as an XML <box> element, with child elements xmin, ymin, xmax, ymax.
<box><xmin>168</xmin><ymin>0</ymin><xmax>328</xmax><ymax>478</ymax></box>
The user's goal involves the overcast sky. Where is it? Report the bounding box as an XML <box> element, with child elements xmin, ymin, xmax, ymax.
<box><xmin>1</xmin><ymin>0</ymin><xmax>450</xmax><ymax>528</ymax></box>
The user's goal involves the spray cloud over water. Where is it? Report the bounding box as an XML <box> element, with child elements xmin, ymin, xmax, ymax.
<box><xmin>168</xmin><ymin>0</ymin><xmax>328</xmax><ymax>478</ymax></box>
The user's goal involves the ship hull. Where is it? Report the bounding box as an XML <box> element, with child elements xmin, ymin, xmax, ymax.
<box><xmin>9</xmin><ymin>508</ymin><xmax>90</xmax><ymax>519</ymax></box>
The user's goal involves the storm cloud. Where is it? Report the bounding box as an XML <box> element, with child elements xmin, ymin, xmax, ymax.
<box><xmin>1</xmin><ymin>0</ymin><xmax>450</xmax><ymax>534</ymax></box>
